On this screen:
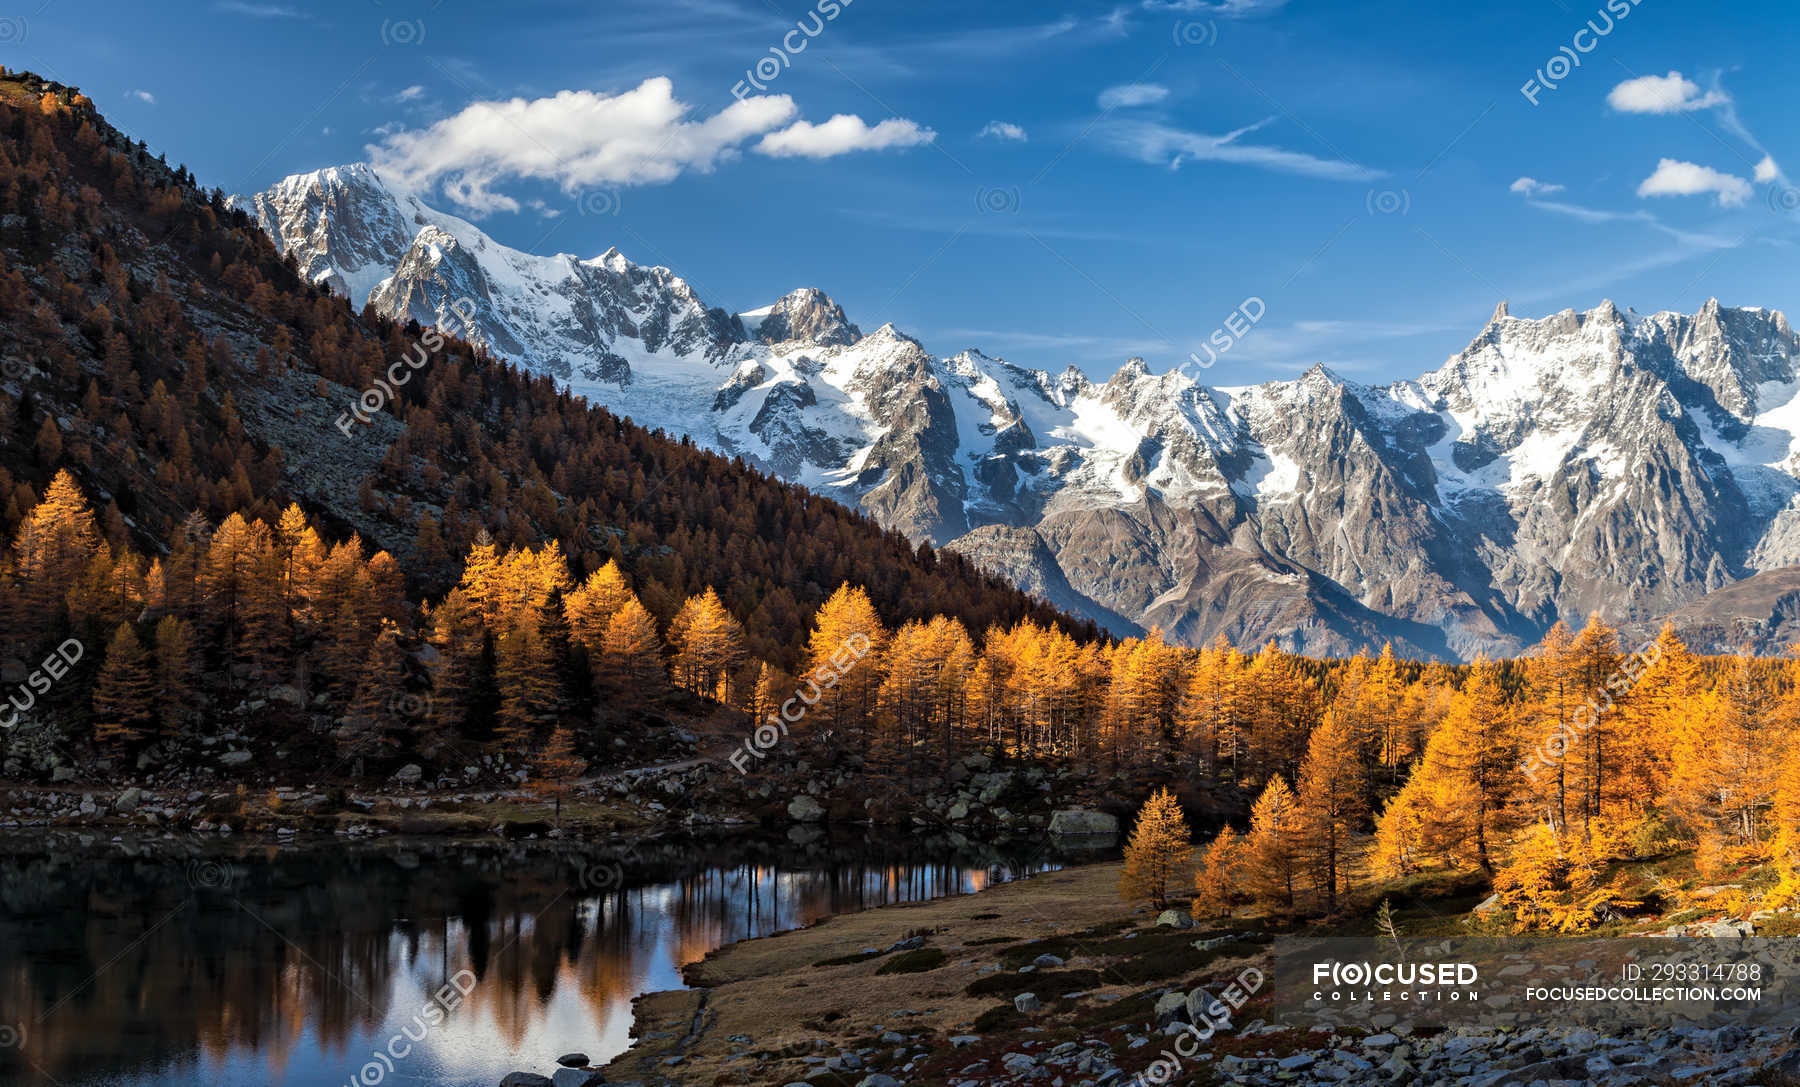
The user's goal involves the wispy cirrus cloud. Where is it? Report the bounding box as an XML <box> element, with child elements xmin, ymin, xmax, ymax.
<box><xmin>1097</xmin><ymin>83</ymin><xmax>1169</xmax><ymax>110</ymax></box>
<box><xmin>1140</xmin><ymin>0</ymin><xmax>1288</xmax><ymax>16</ymax></box>
<box><xmin>212</xmin><ymin>1</ymin><xmax>308</xmax><ymax>17</ymax></box>
<box><xmin>1100</xmin><ymin>116</ymin><xmax>1381</xmax><ymax>182</ymax></box>
<box><xmin>1510</xmin><ymin>177</ymin><xmax>1740</xmax><ymax>248</ymax></box>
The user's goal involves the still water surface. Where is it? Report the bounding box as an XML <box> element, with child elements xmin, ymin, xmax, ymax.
<box><xmin>0</xmin><ymin>831</ymin><xmax>1074</xmax><ymax>1086</ymax></box>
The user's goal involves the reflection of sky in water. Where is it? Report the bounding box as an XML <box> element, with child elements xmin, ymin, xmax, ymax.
<box><xmin>17</xmin><ymin>858</ymin><xmax>1039</xmax><ymax>1087</ymax></box>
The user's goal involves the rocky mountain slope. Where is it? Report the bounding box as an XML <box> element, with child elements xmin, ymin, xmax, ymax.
<box><xmin>241</xmin><ymin>165</ymin><xmax>1800</xmax><ymax>659</ymax></box>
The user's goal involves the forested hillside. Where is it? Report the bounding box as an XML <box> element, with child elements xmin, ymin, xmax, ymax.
<box><xmin>0</xmin><ymin>70</ymin><xmax>1104</xmax><ymax>777</ymax></box>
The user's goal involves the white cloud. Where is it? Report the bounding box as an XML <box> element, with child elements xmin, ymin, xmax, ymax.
<box><xmin>1604</xmin><ymin>71</ymin><xmax>1783</xmax><ymax>189</ymax></box>
<box><xmin>1509</xmin><ymin>177</ymin><xmax>1563</xmax><ymax>197</ymax></box>
<box><xmin>127</xmin><ymin>89</ymin><xmax>155</xmax><ymax>105</ymax></box>
<box><xmin>1606</xmin><ymin>71</ymin><xmax>1728</xmax><ymax>114</ymax></box>
<box><xmin>755</xmin><ymin>115</ymin><xmax>936</xmax><ymax>158</ymax></box>
<box><xmin>370</xmin><ymin>78</ymin><xmax>926</xmax><ymax>214</ymax></box>
<box><xmin>979</xmin><ymin>120</ymin><xmax>1028</xmax><ymax>142</ymax></box>
<box><xmin>1100</xmin><ymin>116</ymin><xmax>1380</xmax><ymax>182</ymax></box>
<box><xmin>1636</xmin><ymin>158</ymin><xmax>1752</xmax><ymax>207</ymax></box>
<box><xmin>1098</xmin><ymin>83</ymin><xmax>1169</xmax><ymax>110</ymax></box>
<box><xmin>396</xmin><ymin>85</ymin><xmax>426</xmax><ymax>103</ymax></box>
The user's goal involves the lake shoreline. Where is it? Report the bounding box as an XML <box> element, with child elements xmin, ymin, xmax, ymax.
<box><xmin>580</xmin><ymin>861</ymin><xmax>1800</xmax><ymax>1087</ymax></box>
<box><xmin>0</xmin><ymin>749</ymin><xmax>1153</xmax><ymax>846</ymax></box>
<box><xmin>0</xmin><ymin>828</ymin><xmax>1085</xmax><ymax>1087</ymax></box>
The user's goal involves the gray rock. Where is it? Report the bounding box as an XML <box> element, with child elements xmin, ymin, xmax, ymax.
<box><xmin>554</xmin><ymin>1053</ymin><xmax>590</xmax><ymax>1068</ymax></box>
<box><xmin>499</xmin><ymin>1074</ymin><xmax>554</xmax><ymax>1087</ymax></box>
<box><xmin>268</xmin><ymin>684</ymin><xmax>306</xmax><ymax>706</ymax></box>
<box><xmin>1014</xmin><ymin>992</ymin><xmax>1042</xmax><ymax>1013</ymax></box>
<box><xmin>219</xmin><ymin>750</ymin><xmax>253</xmax><ymax>767</ymax></box>
<box><xmin>1033</xmin><ymin>953</ymin><xmax>1064</xmax><ymax>968</ymax></box>
<box><xmin>1190</xmin><ymin>933</ymin><xmax>1245</xmax><ymax>951</ymax></box>
<box><xmin>392</xmin><ymin>763</ymin><xmax>423</xmax><ymax>784</ymax></box>
<box><xmin>788</xmin><ymin>795</ymin><xmax>826</xmax><ymax>822</ymax></box>
<box><xmin>855</xmin><ymin>1076</ymin><xmax>902</xmax><ymax>1087</ymax></box>
<box><xmin>1153</xmin><ymin>991</ymin><xmax>1189</xmax><ymax>1026</ymax></box>
<box><xmin>1047</xmin><ymin>809</ymin><xmax>1119</xmax><ymax>837</ymax></box>
<box><xmin>549</xmin><ymin>1070</ymin><xmax>601</xmax><ymax>1087</ymax></box>
<box><xmin>1186</xmin><ymin>988</ymin><xmax>1225</xmax><ymax>1025</ymax></box>
<box><xmin>113</xmin><ymin>787</ymin><xmax>143</xmax><ymax>814</ymax></box>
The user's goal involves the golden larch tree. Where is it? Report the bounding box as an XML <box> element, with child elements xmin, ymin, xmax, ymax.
<box><xmin>1117</xmin><ymin>787</ymin><xmax>1194</xmax><ymax>910</ymax></box>
<box><xmin>92</xmin><ymin>622</ymin><xmax>154</xmax><ymax>747</ymax></box>
<box><xmin>1295</xmin><ymin>710</ymin><xmax>1368</xmax><ymax>913</ymax></box>
<box><xmin>1246</xmin><ymin>774</ymin><xmax>1301</xmax><ymax>913</ymax></box>
<box><xmin>1191</xmin><ymin>824</ymin><xmax>1248</xmax><ymax>920</ymax></box>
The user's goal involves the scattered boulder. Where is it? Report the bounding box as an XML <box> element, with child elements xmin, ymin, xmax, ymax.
<box><xmin>554</xmin><ymin>1054</ymin><xmax>589</xmax><ymax>1068</ymax></box>
<box><xmin>1191</xmin><ymin>933</ymin><xmax>1244</xmax><ymax>951</ymax></box>
<box><xmin>1154</xmin><ymin>990</ymin><xmax>1190</xmax><ymax>1026</ymax></box>
<box><xmin>499</xmin><ymin>1074</ymin><xmax>554</xmax><ymax>1087</ymax></box>
<box><xmin>1014</xmin><ymin>991</ymin><xmax>1042</xmax><ymax>1013</ymax></box>
<box><xmin>113</xmin><ymin>787</ymin><xmax>143</xmax><ymax>814</ymax></box>
<box><xmin>1155</xmin><ymin>909</ymin><xmax>1193</xmax><ymax>929</ymax></box>
<box><xmin>392</xmin><ymin>763</ymin><xmax>423</xmax><ymax>785</ymax></box>
<box><xmin>1186</xmin><ymin>987</ymin><xmax>1226</xmax><ymax>1025</ymax></box>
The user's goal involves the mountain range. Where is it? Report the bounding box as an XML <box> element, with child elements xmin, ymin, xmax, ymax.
<box><xmin>238</xmin><ymin>164</ymin><xmax>1800</xmax><ymax>659</ymax></box>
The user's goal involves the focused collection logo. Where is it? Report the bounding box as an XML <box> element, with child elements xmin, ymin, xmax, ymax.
<box><xmin>1311</xmin><ymin>960</ymin><xmax>1481</xmax><ymax>1003</ymax></box>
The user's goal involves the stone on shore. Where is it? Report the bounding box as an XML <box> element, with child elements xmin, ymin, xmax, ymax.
<box><xmin>1047</xmin><ymin>809</ymin><xmax>1118</xmax><ymax>836</ymax></box>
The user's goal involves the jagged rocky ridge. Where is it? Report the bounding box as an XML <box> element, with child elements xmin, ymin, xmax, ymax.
<box><xmin>240</xmin><ymin>166</ymin><xmax>1800</xmax><ymax>659</ymax></box>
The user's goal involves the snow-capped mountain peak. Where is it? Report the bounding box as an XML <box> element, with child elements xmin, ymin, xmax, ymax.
<box><xmin>241</xmin><ymin>163</ymin><xmax>1800</xmax><ymax>660</ymax></box>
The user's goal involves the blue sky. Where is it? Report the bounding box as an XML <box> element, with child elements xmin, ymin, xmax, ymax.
<box><xmin>10</xmin><ymin>0</ymin><xmax>1798</xmax><ymax>384</ymax></box>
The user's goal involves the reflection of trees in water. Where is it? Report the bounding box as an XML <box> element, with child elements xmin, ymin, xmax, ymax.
<box><xmin>0</xmin><ymin>833</ymin><xmax>1069</xmax><ymax>1086</ymax></box>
